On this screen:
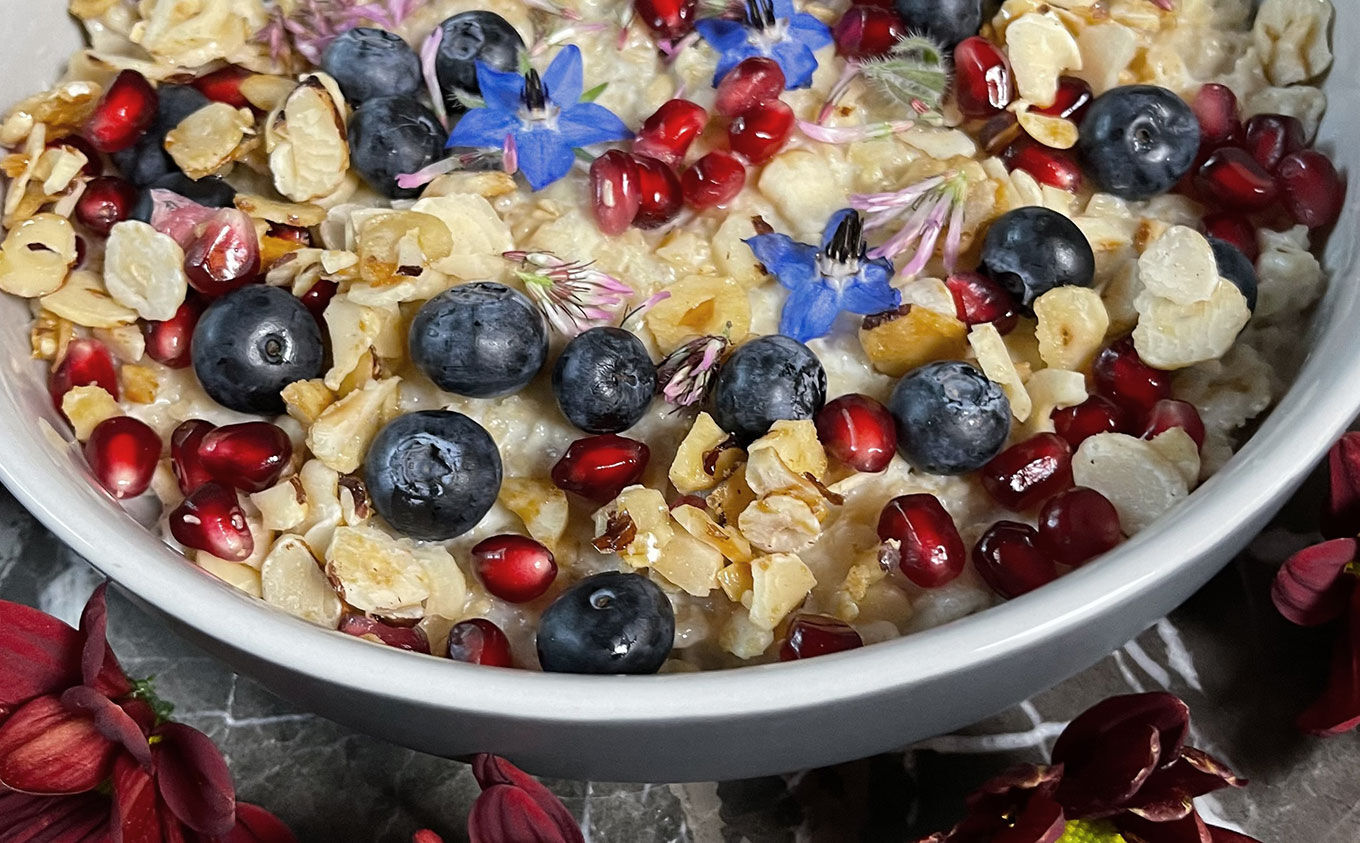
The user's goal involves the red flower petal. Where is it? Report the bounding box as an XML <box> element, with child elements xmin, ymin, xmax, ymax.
<box><xmin>152</xmin><ymin>722</ymin><xmax>237</xmax><ymax>836</ymax></box>
<box><xmin>79</xmin><ymin>583</ymin><xmax>132</xmax><ymax>699</ymax></box>
<box><xmin>1298</xmin><ymin>583</ymin><xmax>1360</xmax><ymax>735</ymax></box>
<box><xmin>0</xmin><ymin>695</ymin><xmax>118</xmax><ymax>795</ymax></box>
<box><xmin>1055</xmin><ymin>722</ymin><xmax>1161</xmax><ymax>817</ymax></box>
<box><xmin>218</xmin><ymin>802</ymin><xmax>298</xmax><ymax>843</ymax></box>
<box><xmin>0</xmin><ymin>790</ymin><xmax>109</xmax><ymax>840</ymax></box>
<box><xmin>1270</xmin><ymin>538</ymin><xmax>1357</xmax><ymax>626</ymax></box>
<box><xmin>112</xmin><ymin>752</ymin><xmax>163</xmax><ymax>843</ymax></box>
<box><xmin>471</xmin><ymin>755</ymin><xmax>583</xmax><ymax>843</ymax></box>
<box><xmin>1129</xmin><ymin>746</ymin><xmax>1246</xmax><ymax>819</ymax></box>
<box><xmin>413</xmin><ymin>831</ymin><xmax>445</xmax><ymax>843</ymax></box>
<box><xmin>1052</xmin><ymin>693</ymin><xmax>1190</xmax><ymax>777</ymax></box>
<box><xmin>1322</xmin><ymin>433</ymin><xmax>1360</xmax><ymax>538</ymax></box>
<box><xmin>61</xmin><ymin>685</ymin><xmax>151</xmax><ymax>768</ymax></box>
<box><xmin>120</xmin><ymin>697</ymin><xmax>158</xmax><ymax>737</ymax></box>
<box><xmin>0</xmin><ymin>599</ymin><xmax>82</xmax><ymax>708</ymax></box>
<box><xmin>941</xmin><ymin>764</ymin><xmax>1066</xmax><ymax>843</ymax></box>
<box><xmin>469</xmin><ymin>784</ymin><xmax>576</xmax><ymax>843</ymax></box>
<box><xmin>1117</xmin><ymin>810</ymin><xmax>1213</xmax><ymax>843</ymax></box>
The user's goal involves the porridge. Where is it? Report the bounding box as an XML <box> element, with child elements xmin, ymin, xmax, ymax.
<box><xmin>0</xmin><ymin>0</ymin><xmax>1340</xmax><ymax>673</ymax></box>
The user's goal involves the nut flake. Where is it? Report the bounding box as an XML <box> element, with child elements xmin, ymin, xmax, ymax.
<box><xmin>748</xmin><ymin>420</ymin><xmax>828</xmax><ymax>482</ymax></box>
<box><xmin>745</xmin><ymin>552</ymin><xmax>817</xmax><ymax>630</ymax></box>
<box><xmin>282</xmin><ymin>379</ymin><xmax>337</xmax><ymax>426</ymax></box>
<box><xmin>738</xmin><ymin>494</ymin><xmax>822</xmax><ymax>553</ymax></box>
<box><xmin>103</xmin><ymin>221</ymin><xmax>190</xmax><ymax>321</ymax></box>
<box><xmin>1072</xmin><ymin>432</ymin><xmax>1188</xmax><ymax>534</ymax></box>
<box><xmin>260</xmin><ymin>535</ymin><xmax>343</xmax><ymax>629</ymax></box>
<box><xmin>1132</xmin><ymin>280</ymin><xmax>1250</xmax><ymax>370</ymax></box>
<box><xmin>1138</xmin><ymin>226</ymin><xmax>1219</xmax><ymax>305</ymax></box>
<box><xmin>969</xmin><ymin>322</ymin><xmax>1032</xmax><ymax>421</ymax></box>
<box><xmin>410</xmin><ymin>195</ymin><xmax>514</xmax><ymax>281</ymax></box>
<box><xmin>132</xmin><ymin>0</ymin><xmax>265</xmax><ymax>69</ymax></box>
<box><xmin>1005</xmin><ymin>12</ymin><xmax>1084</xmax><ymax>107</ymax></box>
<box><xmin>165</xmin><ymin>102</ymin><xmax>259</xmax><ymax>180</ymax></box>
<box><xmin>652</xmin><ymin>529</ymin><xmax>724</xmax><ymax>596</ymax></box>
<box><xmin>40</xmin><ymin>270</ymin><xmax>138</xmax><ymax>329</ymax></box>
<box><xmin>1253</xmin><ymin>0</ymin><xmax>1333</xmax><ymax>86</ymax></box>
<box><xmin>196</xmin><ymin>557</ymin><xmax>262</xmax><ymax>598</ymax></box>
<box><xmin>670</xmin><ymin>412</ymin><xmax>741</xmax><ymax>493</ymax></box>
<box><xmin>325</xmin><ymin>525</ymin><xmax>430</xmax><ymax>620</ymax></box>
<box><xmin>644</xmin><ymin>275</ymin><xmax>751</xmax><ymax>354</ymax></box>
<box><xmin>234</xmin><ymin>193</ymin><xmax>327</xmax><ymax>228</ymax></box>
<box><xmin>672</xmin><ymin>504</ymin><xmax>754</xmax><ymax>563</ymax></box>
<box><xmin>1033</xmin><ymin>286</ymin><xmax>1110</xmax><ymax>371</ymax></box>
<box><xmin>249</xmin><ymin>476</ymin><xmax>309</xmax><ymax>532</ymax></box>
<box><xmin>498</xmin><ymin>477</ymin><xmax>571</xmax><ymax>551</ymax></box>
<box><xmin>1014</xmin><ymin>103</ymin><xmax>1080</xmax><ymax>150</ymax></box>
<box><xmin>266</xmin><ymin>76</ymin><xmax>350</xmax><ymax>203</ymax></box>
<box><xmin>0</xmin><ymin>212</ymin><xmax>77</xmax><ymax>297</ymax></box>
<box><xmin>1024</xmin><ymin>368</ymin><xmax>1088</xmax><ymax>435</ymax></box>
<box><xmin>306</xmin><ymin>377</ymin><xmax>401</xmax><ymax>474</ymax></box>
<box><xmin>1</xmin><ymin>81</ymin><xmax>101</xmax><ymax>146</ymax></box>
<box><xmin>592</xmin><ymin>486</ymin><xmax>673</xmax><ymax>569</ymax></box>
<box><xmin>1147</xmin><ymin>427</ymin><xmax>1202</xmax><ymax>487</ymax></box>
<box><xmin>859</xmin><ymin>305</ymin><xmax>968</xmax><ymax>377</ymax></box>
<box><xmin>60</xmin><ymin>385</ymin><xmax>121</xmax><ymax>441</ymax></box>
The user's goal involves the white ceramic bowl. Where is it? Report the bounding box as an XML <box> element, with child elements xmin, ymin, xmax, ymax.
<box><xmin>2</xmin><ymin>6</ymin><xmax>1355</xmax><ymax>783</ymax></box>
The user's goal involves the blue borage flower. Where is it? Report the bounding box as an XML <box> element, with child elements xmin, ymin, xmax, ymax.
<box><xmin>695</xmin><ymin>0</ymin><xmax>833</xmax><ymax>89</ymax></box>
<box><xmin>745</xmin><ymin>209</ymin><xmax>900</xmax><ymax>342</ymax></box>
<box><xmin>445</xmin><ymin>45</ymin><xmax>631</xmax><ymax>191</ymax></box>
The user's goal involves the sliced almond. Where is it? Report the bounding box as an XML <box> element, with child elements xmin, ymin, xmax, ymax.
<box><xmin>0</xmin><ymin>212</ymin><xmax>76</xmax><ymax>297</ymax></box>
<box><xmin>103</xmin><ymin>221</ymin><xmax>189</xmax><ymax>321</ymax></box>
<box><xmin>261</xmin><ymin>535</ymin><xmax>343</xmax><ymax>629</ymax></box>
<box><xmin>40</xmin><ymin>270</ymin><xmax>138</xmax><ymax>329</ymax></box>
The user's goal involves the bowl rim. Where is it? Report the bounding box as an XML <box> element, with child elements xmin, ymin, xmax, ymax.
<box><xmin>1</xmin><ymin>5</ymin><xmax>1357</xmax><ymax>735</ymax></box>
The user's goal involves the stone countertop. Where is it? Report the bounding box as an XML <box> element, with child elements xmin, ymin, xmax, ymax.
<box><xmin>1</xmin><ymin>470</ymin><xmax>1355</xmax><ymax>843</ymax></box>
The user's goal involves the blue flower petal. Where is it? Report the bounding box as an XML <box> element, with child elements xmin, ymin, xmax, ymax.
<box><xmin>779</xmin><ymin>280</ymin><xmax>842</xmax><ymax>342</ymax></box>
<box><xmin>838</xmin><ymin>262</ymin><xmax>901</xmax><ymax>316</ymax></box>
<box><xmin>513</xmin><ymin>126</ymin><xmax>578</xmax><ymax>191</ymax></box>
<box><xmin>712</xmin><ymin>42</ymin><xmax>764</xmax><ymax>86</ymax></box>
<box><xmin>744</xmin><ymin>234</ymin><xmax>819</xmax><ymax>291</ymax></box>
<box><xmin>820</xmin><ymin>208</ymin><xmax>858</xmax><ymax>252</ymax></box>
<box><xmin>446</xmin><ymin>107</ymin><xmax>520</xmax><ymax>150</ymax></box>
<box><xmin>770</xmin><ymin>40</ymin><xmax>820</xmax><ymax>89</ymax></box>
<box><xmin>770</xmin><ymin>0</ymin><xmax>796</xmax><ymax>20</ymax></box>
<box><xmin>787</xmin><ymin>13</ymin><xmax>834</xmax><ymax>51</ymax></box>
<box><xmin>475</xmin><ymin>62</ymin><xmax>526</xmax><ymax>112</ymax></box>
<box><xmin>556</xmin><ymin>102</ymin><xmax>634</xmax><ymax>148</ymax></box>
<box><xmin>695</xmin><ymin>18</ymin><xmax>751</xmax><ymax>53</ymax></box>
<box><xmin>542</xmin><ymin>44</ymin><xmax>584</xmax><ymax>109</ymax></box>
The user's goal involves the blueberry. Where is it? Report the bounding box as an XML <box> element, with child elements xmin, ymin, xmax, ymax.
<box><xmin>888</xmin><ymin>361</ymin><xmax>1011</xmax><ymax>475</ymax></box>
<box><xmin>409</xmin><ymin>282</ymin><xmax>548</xmax><ymax>398</ymax></box>
<box><xmin>191</xmin><ymin>285</ymin><xmax>324</xmax><ymax>414</ymax></box>
<box><xmin>436</xmin><ymin>12</ymin><xmax>525</xmax><ymax>111</ymax></box>
<box><xmin>536</xmin><ymin>572</ymin><xmax>674</xmax><ymax>675</ymax></box>
<box><xmin>364</xmin><ymin>411</ymin><xmax>503</xmax><ymax>542</ymax></box>
<box><xmin>552</xmin><ymin>327</ymin><xmax>657</xmax><ymax>434</ymax></box>
<box><xmin>712</xmin><ymin>335</ymin><xmax>827</xmax><ymax>443</ymax></box>
<box><xmin>892</xmin><ymin>0</ymin><xmax>982</xmax><ymax>48</ymax></box>
<box><xmin>112</xmin><ymin>84</ymin><xmax>210</xmax><ymax>187</ymax></box>
<box><xmin>130</xmin><ymin>173</ymin><xmax>236</xmax><ymax>223</ymax></box>
<box><xmin>1208</xmin><ymin>236</ymin><xmax>1258</xmax><ymax>311</ymax></box>
<box><xmin>980</xmin><ymin>206</ymin><xmax>1095</xmax><ymax>310</ymax></box>
<box><xmin>347</xmin><ymin>96</ymin><xmax>445</xmax><ymax>199</ymax></box>
<box><xmin>1078</xmin><ymin>85</ymin><xmax>1200</xmax><ymax>201</ymax></box>
<box><xmin>321</xmin><ymin>28</ymin><xmax>422</xmax><ymax>104</ymax></box>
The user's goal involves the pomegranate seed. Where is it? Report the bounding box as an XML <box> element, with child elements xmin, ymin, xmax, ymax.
<box><xmin>633</xmin><ymin>99</ymin><xmax>708</xmax><ymax>168</ymax></box>
<box><xmin>728</xmin><ymin>99</ymin><xmax>795</xmax><ymax>165</ymax></box>
<box><xmin>299</xmin><ymin>279</ymin><xmax>339</xmax><ymax>322</ymax></box>
<box><xmin>142</xmin><ymin>296</ymin><xmax>204</xmax><ymax>369</ymax></box>
<box><xmin>1139</xmin><ymin>398</ymin><xmax>1205</xmax><ymax>449</ymax></box>
<box><xmin>1196</xmin><ymin>147</ymin><xmax>1278</xmax><ymax>211</ymax></box>
<box><xmin>183</xmin><ymin>208</ymin><xmax>261</xmax><ymax>296</ymax></box>
<box><xmin>877</xmin><ymin>494</ymin><xmax>967</xmax><ymax>589</ymax></box>
<box><xmin>339</xmin><ymin>616</ymin><xmax>431</xmax><ymax>654</ymax></box>
<box><xmin>978</xmin><ymin>111</ymin><xmax>1023</xmax><ymax>156</ymax></box>
<box><xmin>945</xmin><ymin>271</ymin><xmax>1019</xmax><ymax>333</ymax></box>
<box><xmin>589</xmin><ymin>150</ymin><xmax>642</xmax><ymax>235</ymax></box>
<box><xmin>446</xmin><ymin>618</ymin><xmax>512</xmax><ymax>666</ymax></box>
<box><xmin>198</xmin><ymin>422</ymin><xmax>293</xmax><ymax>492</ymax></box>
<box><xmin>82</xmin><ymin>70</ymin><xmax>157</xmax><ymax>154</ymax></box>
<box><xmin>168</xmin><ymin>482</ymin><xmax>253</xmax><ymax>562</ymax></box>
<box><xmin>833</xmin><ymin>6</ymin><xmax>905</xmax><ymax>60</ymax></box>
<box><xmin>1003</xmin><ymin>137</ymin><xmax>1083</xmax><ymax>192</ymax></box>
<box><xmin>84</xmin><ymin>416</ymin><xmax>161</xmax><ymax>500</ymax></box>
<box><xmin>74</xmin><ymin>176</ymin><xmax>138</xmax><ymax>236</ymax></box>
<box><xmin>714</xmin><ymin>57</ymin><xmax>786</xmax><ymax>118</ymax></box>
<box><xmin>631</xmin><ymin>154</ymin><xmax>683</xmax><ymax>229</ymax></box>
<box><xmin>681</xmin><ymin>151</ymin><xmax>746</xmax><ymax>209</ymax></box>
<box><xmin>267</xmin><ymin>223</ymin><xmax>313</xmax><ymax>248</ymax></box>
<box><xmin>1242</xmin><ymin>113</ymin><xmax>1304</xmax><ymax>173</ymax></box>
<box><xmin>633</xmin><ymin>0</ymin><xmax>697</xmax><ymax>40</ymax></box>
<box><xmin>1277</xmin><ymin>149</ymin><xmax>1344</xmax><ymax>229</ymax></box>
<box><xmin>50</xmin><ymin>135</ymin><xmax>103</xmax><ymax>177</ymax></box>
<box><xmin>1036</xmin><ymin>487</ymin><xmax>1121</xmax><ymax>567</ymax></box>
<box><xmin>779</xmin><ymin>614</ymin><xmax>863</xmax><ymax>661</ymax></box>
<box><xmin>1190</xmin><ymin>83</ymin><xmax>1241</xmax><ymax>150</ymax></box>
<box><xmin>952</xmin><ymin>36</ymin><xmax>1014</xmax><ymax>118</ymax></box>
<box><xmin>170</xmin><ymin>419</ymin><xmax>216</xmax><ymax>495</ymax></box>
<box><xmin>973</xmin><ymin>521</ymin><xmax>1057</xmax><ymax>598</ymax></box>
<box><xmin>551</xmin><ymin>434</ymin><xmax>650</xmax><ymax>503</ymax></box>
<box><xmin>1202</xmin><ymin>213</ymin><xmax>1258</xmax><ymax>263</ymax></box>
<box><xmin>980</xmin><ymin>433</ymin><xmax>1074</xmax><ymax>511</ymax></box>
<box><xmin>472</xmin><ymin>535</ymin><xmax>558</xmax><ymax>603</ymax></box>
<box><xmin>1032</xmin><ymin>76</ymin><xmax>1093</xmax><ymax>123</ymax></box>
<box><xmin>1093</xmin><ymin>336</ymin><xmax>1172</xmax><ymax>417</ymax></box>
<box><xmin>1052</xmin><ymin>395</ymin><xmax>1126</xmax><ymax>448</ymax></box>
<box><xmin>814</xmin><ymin>393</ymin><xmax>897</xmax><ymax>473</ymax></box>
<box><xmin>50</xmin><ymin>338</ymin><xmax>119</xmax><ymax>406</ymax></box>
<box><xmin>191</xmin><ymin>65</ymin><xmax>254</xmax><ymax>110</ymax></box>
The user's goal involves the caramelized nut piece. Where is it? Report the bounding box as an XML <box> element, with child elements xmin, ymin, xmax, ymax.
<box><xmin>859</xmin><ymin>305</ymin><xmax>968</xmax><ymax>377</ymax></box>
<box><xmin>745</xmin><ymin>552</ymin><xmax>817</xmax><ymax>630</ymax></box>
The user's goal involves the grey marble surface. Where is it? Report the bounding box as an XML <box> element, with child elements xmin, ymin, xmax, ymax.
<box><xmin>1</xmin><ymin>471</ymin><xmax>1356</xmax><ymax>843</ymax></box>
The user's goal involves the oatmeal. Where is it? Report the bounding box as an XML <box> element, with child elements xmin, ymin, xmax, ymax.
<box><xmin>1</xmin><ymin>0</ymin><xmax>1340</xmax><ymax>673</ymax></box>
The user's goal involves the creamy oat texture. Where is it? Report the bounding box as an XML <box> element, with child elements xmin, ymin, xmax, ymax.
<box><xmin>0</xmin><ymin>0</ymin><xmax>1335</xmax><ymax>669</ymax></box>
